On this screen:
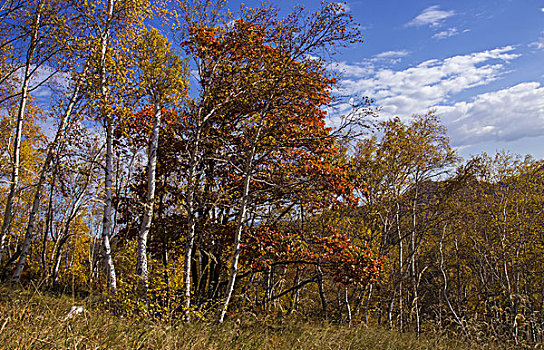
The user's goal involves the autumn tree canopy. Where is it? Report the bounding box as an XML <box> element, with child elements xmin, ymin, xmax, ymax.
<box><xmin>0</xmin><ymin>0</ymin><xmax>383</xmax><ymax>321</ymax></box>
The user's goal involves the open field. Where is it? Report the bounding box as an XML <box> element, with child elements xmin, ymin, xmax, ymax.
<box><xmin>0</xmin><ymin>286</ymin><xmax>499</xmax><ymax>350</ymax></box>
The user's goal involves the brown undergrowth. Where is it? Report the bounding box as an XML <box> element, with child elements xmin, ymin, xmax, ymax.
<box><xmin>0</xmin><ymin>285</ymin><xmax>499</xmax><ymax>350</ymax></box>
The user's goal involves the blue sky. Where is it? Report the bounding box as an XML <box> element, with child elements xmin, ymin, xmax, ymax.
<box><xmin>228</xmin><ymin>0</ymin><xmax>544</xmax><ymax>159</ymax></box>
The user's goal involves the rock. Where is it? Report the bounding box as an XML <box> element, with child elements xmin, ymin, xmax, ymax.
<box><xmin>63</xmin><ymin>306</ymin><xmax>85</xmax><ymax>321</ymax></box>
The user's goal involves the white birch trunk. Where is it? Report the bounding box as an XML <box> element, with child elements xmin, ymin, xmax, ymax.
<box><xmin>182</xmin><ymin>133</ymin><xmax>199</xmax><ymax>320</ymax></box>
<box><xmin>136</xmin><ymin>99</ymin><xmax>161</xmax><ymax>293</ymax></box>
<box><xmin>11</xmin><ymin>77</ymin><xmax>82</xmax><ymax>283</ymax></box>
<box><xmin>396</xmin><ymin>203</ymin><xmax>403</xmax><ymax>331</ymax></box>
<box><xmin>345</xmin><ymin>286</ymin><xmax>352</xmax><ymax>326</ymax></box>
<box><xmin>102</xmin><ymin>113</ymin><xmax>117</xmax><ymax>292</ymax></box>
<box><xmin>100</xmin><ymin>0</ymin><xmax>117</xmax><ymax>293</ymax></box>
<box><xmin>0</xmin><ymin>0</ymin><xmax>44</xmax><ymax>264</ymax></box>
<box><xmin>219</xmin><ymin>125</ymin><xmax>262</xmax><ymax>323</ymax></box>
<box><xmin>183</xmin><ymin>209</ymin><xmax>196</xmax><ymax>318</ymax></box>
<box><xmin>411</xmin><ymin>187</ymin><xmax>420</xmax><ymax>334</ymax></box>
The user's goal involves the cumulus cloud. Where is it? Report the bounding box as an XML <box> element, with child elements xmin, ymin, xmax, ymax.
<box><xmin>437</xmin><ymin>82</ymin><xmax>544</xmax><ymax>145</ymax></box>
<box><xmin>338</xmin><ymin>46</ymin><xmax>519</xmax><ymax>116</ymax></box>
<box><xmin>333</xmin><ymin>46</ymin><xmax>544</xmax><ymax>147</ymax></box>
<box><xmin>406</xmin><ymin>5</ymin><xmax>455</xmax><ymax>27</ymax></box>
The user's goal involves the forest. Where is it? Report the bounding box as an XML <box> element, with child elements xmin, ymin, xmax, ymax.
<box><xmin>1</xmin><ymin>0</ymin><xmax>543</xmax><ymax>348</ymax></box>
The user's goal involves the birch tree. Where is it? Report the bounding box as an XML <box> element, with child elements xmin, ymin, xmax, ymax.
<box><xmin>79</xmin><ymin>0</ymin><xmax>150</xmax><ymax>293</ymax></box>
<box><xmin>0</xmin><ymin>0</ymin><xmax>77</xmax><ymax>268</ymax></box>
<box><xmin>133</xmin><ymin>27</ymin><xmax>187</xmax><ymax>296</ymax></box>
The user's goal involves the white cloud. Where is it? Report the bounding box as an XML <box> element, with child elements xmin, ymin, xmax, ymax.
<box><xmin>541</xmin><ymin>7</ymin><xmax>544</xmax><ymax>12</ymax></box>
<box><xmin>338</xmin><ymin>46</ymin><xmax>519</xmax><ymax>116</ymax></box>
<box><xmin>329</xmin><ymin>61</ymin><xmax>375</xmax><ymax>78</ymax></box>
<box><xmin>529</xmin><ymin>37</ymin><xmax>544</xmax><ymax>49</ymax></box>
<box><xmin>14</xmin><ymin>65</ymin><xmax>70</xmax><ymax>100</ymax></box>
<box><xmin>333</xmin><ymin>46</ymin><xmax>544</xmax><ymax>147</ymax></box>
<box><xmin>433</xmin><ymin>27</ymin><xmax>459</xmax><ymax>39</ymax></box>
<box><xmin>374</xmin><ymin>50</ymin><xmax>410</xmax><ymax>59</ymax></box>
<box><xmin>437</xmin><ymin>82</ymin><xmax>544</xmax><ymax>146</ymax></box>
<box><xmin>328</xmin><ymin>50</ymin><xmax>410</xmax><ymax>78</ymax></box>
<box><xmin>406</xmin><ymin>5</ymin><xmax>455</xmax><ymax>27</ymax></box>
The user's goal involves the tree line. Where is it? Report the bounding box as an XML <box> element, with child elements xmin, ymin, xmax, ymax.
<box><xmin>1</xmin><ymin>0</ymin><xmax>543</xmax><ymax>346</ymax></box>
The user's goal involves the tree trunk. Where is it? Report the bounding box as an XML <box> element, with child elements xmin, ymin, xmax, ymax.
<box><xmin>439</xmin><ymin>226</ymin><xmax>467</xmax><ymax>337</ymax></box>
<box><xmin>102</xmin><ymin>114</ymin><xmax>117</xmax><ymax>292</ymax></box>
<box><xmin>218</xmin><ymin>165</ymin><xmax>252</xmax><ymax>322</ymax></box>
<box><xmin>219</xmin><ymin>124</ymin><xmax>262</xmax><ymax>323</ymax></box>
<box><xmin>345</xmin><ymin>285</ymin><xmax>352</xmax><ymax>326</ymax></box>
<box><xmin>0</xmin><ymin>0</ymin><xmax>44</xmax><ymax>264</ymax></box>
<box><xmin>363</xmin><ymin>283</ymin><xmax>373</xmax><ymax>325</ymax></box>
<box><xmin>411</xmin><ymin>189</ymin><xmax>420</xmax><ymax>334</ymax></box>
<box><xmin>291</xmin><ymin>268</ymin><xmax>300</xmax><ymax>313</ymax></box>
<box><xmin>50</xmin><ymin>235</ymin><xmax>71</xmax><ymax>286</ymax></box>
<box><xmin>40</xmin><ymin>174</ymin><xmax>56</xmax><ymax>280</ymax></box>
<box><xmin>396</xmin><ymin>204</ymin><xmax>404</xmax><ymax>331</ymax></box>
<box><xmin>11</xmin><ymin>77</ymin><xmax>82</xmax><ymax>283</ymax></box>
<box><xmin>182</xmin><ymin>127</ymin><xmax>201</xmax><ymax>320</ymax></box>
<box><xmin>316</xmin><ymin>265</ymin><xmax>328</xmax><ymax>320</ymax></box>
<box><xmin>136</xmin><ymin>99</ymin><xmax>161</xmax><ymax>296</ymax></box>
<box><xmin>99</xmin><ymin>0</ymin><xmax>117</xmax><ymax>294</ymax></box>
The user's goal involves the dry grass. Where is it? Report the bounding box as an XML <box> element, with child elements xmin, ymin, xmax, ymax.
<box><xmin>0</xmin><ymin>285</ymin><xmax>498</xmax><ymax>349</ymax></box>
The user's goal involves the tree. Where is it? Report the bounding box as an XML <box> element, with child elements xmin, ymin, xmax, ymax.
<box><xmin>437</xmin><ymin>153</ymin><xmax>544</xmax><ymax>343</ymax></box>
<box><xmin>80</xmin><ymin>0</ymin><xmax>151</xmax><ymax>293</ymax></box>
<box><xmin>177</xmin><ymin>3</ymin><xmax>362</xmax><ymax>321</ymax></box>
<box><xmin>350</xmin><ymin>112</ymin><xmax>458</xmax><ymax>331</ymax></box>
<box><xmin>133</xmin><ymin>27</ymin><xmax>188</xmax><ymax>296</ymax></box>
<box><xmin>0</xmin><ymin>0</ymin><xmax>72</xmax><ymax>265</ymax></box>
<box><xmin>0</xmin><ymin>101</ymin><xmax>45</xmax><ymax>277</ymax></box>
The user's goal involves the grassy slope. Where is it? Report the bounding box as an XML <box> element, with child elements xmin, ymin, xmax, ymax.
<box><xmin>0</xmin><ymin>286</ymin><xmax>492</xmax><ymax>350</ymax></box>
